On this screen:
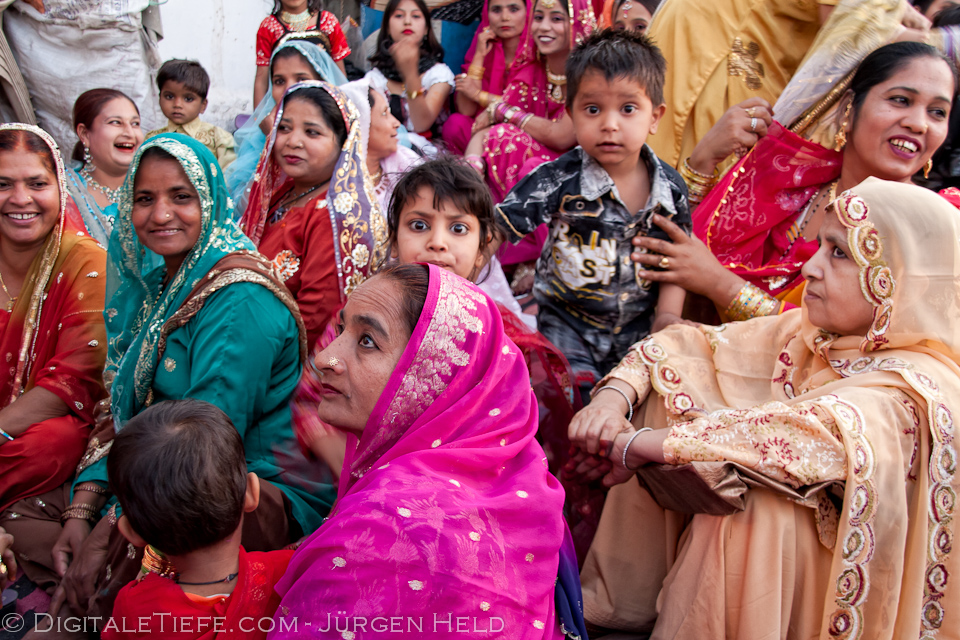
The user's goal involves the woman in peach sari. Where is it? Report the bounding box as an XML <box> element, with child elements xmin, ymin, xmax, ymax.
<box><xmin>569</xmin><ymin>178</ymin><xmax>960</xmax><ymax>638</ymax></box>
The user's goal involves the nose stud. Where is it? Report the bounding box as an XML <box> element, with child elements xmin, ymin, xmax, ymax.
<box><xmin>327</xmin><ymin>357</ymin><xmax>340</xmax><ymax>367</ymax></box>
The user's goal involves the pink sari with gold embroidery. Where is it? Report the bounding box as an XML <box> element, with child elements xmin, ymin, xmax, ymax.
<box><xmin>272</xmin><ymin>266</ymin><xmax>567</xmax><ymax>639</ymax></box>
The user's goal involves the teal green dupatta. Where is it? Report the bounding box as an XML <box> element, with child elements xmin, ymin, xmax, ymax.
<box><xmin>104</xmin><ymin>134</ymin><xmax>255</xmax><ymax>427</ymax></box>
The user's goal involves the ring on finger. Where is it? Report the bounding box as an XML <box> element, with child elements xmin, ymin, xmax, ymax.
<box><xmin>750</xmin><ymin>117</ymin><xmax>758</xmax><ymax>132</ymax></box>
<box><xmin>658</xmin><ymin>256</ymin><xmax>670</xmax><ymax>269</ymax></box>
<box><xmin>0</xmin><ymin>560</ymin><xmax>6</xmax><ymax>575</ymax></box>
<box><xmin>744</xmin><ymin>107</ymin><xmax>754</xmax><ymax>117</ymax></box>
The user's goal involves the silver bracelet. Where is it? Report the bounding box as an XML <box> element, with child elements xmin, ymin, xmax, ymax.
<box><xmin>622</xmin><ymin>427</ymin><xmax>652</xmax><ymax>470</ymax></box>
<box><xmin>597</xmin><ymin>385</ymin><xmax>634</xmax><ymax>422</ymax></box>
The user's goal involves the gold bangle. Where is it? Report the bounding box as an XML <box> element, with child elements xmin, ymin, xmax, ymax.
<box><xmin>75</xmin><ymin>482</ymin><xmax>108</xmax><ymax>496</ymax></box>
<box><xmin>682</xmin><ymin>157</ymin><xmax>719</xmax><ymax>182</ymax></box>
<box><xmin>60</xmin><ymin>504</ymin><xmax>99</xmax><ymax>525</ymax></box>
<box><xmin>477</xmin><ymin>90</ymin><xmax>490</xmax><ymax>107</ymax></box>
<box><xmin>407</xmin><ymin>87</ymin><xmax>424</xmax><ymax>100</ymax></box>
<box><xmin>467</xmin><ymin>65</ymin><xmax>485</xmax><ymax>80</ymax></box>
<box><xmin>725</xmin><ymin>283</ymin><xmax>781</xmax><ymax>322</ymax></box>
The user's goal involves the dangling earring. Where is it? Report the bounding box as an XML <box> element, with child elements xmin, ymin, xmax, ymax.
<box><xmin>834</xmin><ymin>102</ymin><xmax>852</xmax><ymax>152</ymax></box>
<box><xmin>82</xmin><ymin>145</ymin><xmax>95</xmax><ymax>174</ymax></box>
<box><xmin>924</xmin><ymin>159</ymin><xmax>933</xmax><ymax>179</ymax></box>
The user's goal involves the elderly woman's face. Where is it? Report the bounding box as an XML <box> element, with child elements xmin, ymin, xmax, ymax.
<box><xmin>131</xmin><ymin>153</ymin><xmax>203</xmax><ymax>276</ymax></box>
<box><xmin>801</xmin><ymin>211</ymin><xmax>875</xmax><ymax>337</ymax></box>
<box><xmin>0</xmin><ymin>148</ymin><xmax>61</xmax><ymax>252</ymax></box>
<box><xmin>315</xmin><ymin>276</ymin><xmax>412</xmax><ymax>436</ymax></box>
<box><xmin>843</xmin><ymin>57</ymin><xmax>953</xmax><ymax>182</ymax></box>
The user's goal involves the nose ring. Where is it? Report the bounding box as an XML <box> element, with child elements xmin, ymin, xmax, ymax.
<box><xmin>327</xmin><ymin>357</ymin><xmax>340</xmax><ymax>367</ymax></box>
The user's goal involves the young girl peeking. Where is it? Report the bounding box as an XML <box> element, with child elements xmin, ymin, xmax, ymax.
<box><xmin>599</xmin><ymin>0</ymin><xmax>660</xmax><ymax>31</ymax></box>
<box><xmin>294</xmin><ymin>157</ymin><xmax>581</xmax><ymax>507</ymax></box>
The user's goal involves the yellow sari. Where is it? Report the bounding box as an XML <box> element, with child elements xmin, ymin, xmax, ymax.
<box><xmin>582</xmin><ymin>179</ymin><xmax>960</xmax><ymax>638</ymax></box>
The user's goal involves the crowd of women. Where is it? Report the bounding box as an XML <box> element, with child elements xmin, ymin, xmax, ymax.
<box><xmin>2</xmin><ymin>0</ymin><xmax>960</xmax><ymax>637</ymax></box>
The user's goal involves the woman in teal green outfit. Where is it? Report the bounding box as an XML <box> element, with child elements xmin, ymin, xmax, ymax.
<box><xmin>48</xmin><ymin>133</ymin><xmax>334</xmax><ymax>618</ymax></box>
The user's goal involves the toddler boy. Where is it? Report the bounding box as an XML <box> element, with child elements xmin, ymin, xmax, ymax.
<box><xmin>147</xmin><ymin>59</ymin><xmax>237</xmax><ymax>169</ymax></box>
<box><xmin>497</xmin><ymin>30</ymin><xmax>691</xmax><ymax>403</ymax></box>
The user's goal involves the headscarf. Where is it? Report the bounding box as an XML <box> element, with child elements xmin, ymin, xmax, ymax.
<box><xmin>339</xmin><ymin>77</ymin><xmax>421</xmax><ymax>212</ymax></box>
<box><xmin>461</xmin><ymin>0</ymin><xmax>532</xmax><ymax>96</ymax></box>
<box><xmin>501</xmin><ymin>0</ymin><xmax>595</xmax><ymax>120</ymax></box>
<box><xmin>0</xmin><ymin>123</ymin><xmax>92</xmax><ymax>405</ymax></box>
<box><xmin>242</xmin><ymin>80</ymin><xmax>386</xmax><ymax>303</ymax></box>
<box><xmin>693</xmin><ymin>121</ymin><xmax>842</xmax><ymax>298</ymax></box>
<box><xmin>225</xmin><ymin>40</ymin><xmax>349</xmax><ymax>208</ymax></box>
<box><xmin>104</xmin><ymin>134</ymin><xmax>256</xmax><ymax>427</ymax></box>
<box><xmin>625</xmin><ymin>178</ymin><xmax>960</xmax><ymax>638</ymax></box>
<box><xmin>272</xmin><ymin>266</ymin><xmax>568</xmax><ymax>639</ymax></box>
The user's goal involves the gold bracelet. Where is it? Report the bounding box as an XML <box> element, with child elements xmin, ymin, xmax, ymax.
<box><xmin>477</xmin><ymin>90</ymin><xmax>490</xmax><ymax>107</ymax></box>
<box><xmin>60</xmin><ymin>504</ymin><xmax>99</xmax><ymax>525</ymax></box>
<box><xmin>681</xmin><ymin>157</ymin><xmax>719</xmax><ymax>182</ymax></box>
<box><xmin>467</xmin><ymin>65</ymin><xmax>485</xmax><ymax>80</ymax></box>
<box><xmin>75</xmin><ymin>482</ymin><xmax>108</xmax><ymax>495</ymax></box>
<box><xmin>725</xmin><ymin>282</ymin><xmax>781</xmax><ymax>322</ymax></box>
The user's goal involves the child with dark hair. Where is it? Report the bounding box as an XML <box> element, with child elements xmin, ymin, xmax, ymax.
<box><xmin>102</xmin><ymin>399</ymin><xmax>292</xmax><ymax>639</ymax></box>
<box><xmin>147</xmin><ymin>59</ymin><xmax>237</xmax><ymax>169</ymax></box>
<box><xmin>253</xmin><ymin>0</ymin><xmax>350</xmax><ymax>108</ymax></box>
<box><xmin>497</xmin><ymin>29</ymin><xmax>691</xmax><ymax>404</ymax></box>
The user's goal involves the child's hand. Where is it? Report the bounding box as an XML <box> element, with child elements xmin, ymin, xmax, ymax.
<box><xmin>0</xmin><ymin>526</ymin><xmax>15</xmax><ymax>589</ymax></box>
<box><xmin>651</xmin><ymin>313</ymin><xmax>699</xmax><ymax>333</ymax></box>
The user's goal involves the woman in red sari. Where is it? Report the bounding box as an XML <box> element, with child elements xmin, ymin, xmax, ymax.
<box><xmin>0</xmin><ymin>124</ymin><xmax>107</xmax><ymax>586</ymax></box>
<box><xmin>629</xmin><ymin>42</ymin><xmax>958</xmax><ymax>323</ymax></box>
<box><xmin>242</xmin><ymin>81</ymin><xmax>387</xmax><ymax>348</ymax></box>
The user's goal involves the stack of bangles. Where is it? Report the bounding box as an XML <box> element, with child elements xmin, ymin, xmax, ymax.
<box><xmin>60</xmin><ymin>482</ymin><xmax>109</xmax><ymax>524</ymax></box>
<box><xmin>467</xmin><ymin>65</ymin><xmax>484</xmax><ymax>80</ymax></box>
<box><xmin>725</xmin><ymin>282</ymin><xmax>781</xmax><ymax>321</ymax></box>
<box><xmin>487</xmin><ymin>100</ymin><xmax>533</xmax><ymax>130</ymax></box>
<box><xmin>679</xmin><ymin>158</ymin><xmax>719</xmax><ymax>205</ymax></box>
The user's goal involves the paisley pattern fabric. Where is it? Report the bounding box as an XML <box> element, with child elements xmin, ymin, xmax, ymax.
<box><xmin>600</xmin><ymin>178</ymin><xmax>960</xmax><ymax>638</ymax></box>
<box><xmin>272</xmin><ymin>266</ymin><xmax>568</xmax><ymax>639</ymax></box>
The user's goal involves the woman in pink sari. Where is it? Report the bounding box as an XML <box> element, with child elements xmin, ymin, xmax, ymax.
<box><xmin>463</xmin><ymin>0</ymin><xmax>595</xmax><ymax>202</ymax></box>
<box><xmin>442</xmin><ymin>0</ymin><xmax>530</xmax><ymax>154</ymax></box>
<box><xmin>271</xmin><ymin>264</ymin><xmax>582</xmax><ymax>639</ymax></box>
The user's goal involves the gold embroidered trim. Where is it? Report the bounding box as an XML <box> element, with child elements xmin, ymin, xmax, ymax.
<box><xmin>728</xmin><ymin>38</ymin><xmax>765</xmax><ymax>91</ymax></box>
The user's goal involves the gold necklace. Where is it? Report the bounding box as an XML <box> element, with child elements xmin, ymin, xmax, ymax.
<box><xmin>0</xmin><ymin>270</ymin><xmax>16</xmax><ymax>312</ymax></box>
<box><xmin>281</xmin><ymin>8</ymin><xmax>313</xmax><ymax>32</ymax></box>
<box><xmin>546</xmin><ymin>67</ymin><xmax>566</xmax><ymax>104</ymax></box>
<box><xmin>369</xmin><ymin>165</ymin><xmax>384</xmax><ymax>186</ymax></box>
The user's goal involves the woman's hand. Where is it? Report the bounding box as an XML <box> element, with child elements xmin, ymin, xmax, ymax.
<box><xmin>51</xmin><ymin>517</ymin><xmax>92</xmax><ymax>578</ymax></box>
<box><xmin>0</xmin><ymin>526</ymin><xmax>16</xmax><ymax>590</ymax></box>
<box><xmin>390</xmin><ymin>35</ymin><xmax>422</xmax><ymax>78</ymax></box>
<box><xmin>472</xmin><ymin>109</ymin><xmax>492</xmax><ymax>134</ymax></box>
<box><xmin>455</xmin><ymin>75</ymin><xmax>483</xmax><ymax>102</ymax></box>
<box><xmin>49</xmin><ymin>516</ymin><xmax>111</xmax><ymax>617</ymax></box>
<box><xmin>631</xmin><ymin>214</ymin><xmax>743</xmax><ymax>303</ymax></box>
<box><xmin>568</xmin><ymin>385</ymin><xmax>635</xmax><ymax>456</ymax></box>
<box><xmin>562</xmin><ymin>448</ymin><xmax>612</xmax><ymax>484</ymax></box>
<box><xmin>475</xmin><ymin>27</ymin><xmax>497</xmax><ymax>60</ymax></box>
<box><xmin>688</xmin><ymin>97</ymin><xmax>773</xmax><ymax>176</ymax></box>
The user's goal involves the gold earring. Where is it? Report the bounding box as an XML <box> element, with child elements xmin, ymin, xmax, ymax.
<box><xmin>834</xmin><ymin>102</ymin><xmax>852</xmax><ymax>152</ymax></box>
<box><xmin>924</xmin><ymin>159</ymin><xmax>933</xmax><ymax>179</ymax></box>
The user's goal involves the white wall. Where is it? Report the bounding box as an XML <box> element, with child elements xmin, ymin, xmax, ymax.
<box><xmin>156</xmin><ymin>0</ymin><xmax>273</xmax><ymax>131</ymax></box>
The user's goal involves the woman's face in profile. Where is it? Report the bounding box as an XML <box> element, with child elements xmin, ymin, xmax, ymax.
<box><xmin>314</xmin><ymin>276</ymin><xmax>413</xmax><ymax>436</ymax></box>
<box><xmin>801</xmin><ymin>210</ymin><xmax>875</xmax><ymax>337</ymax></box>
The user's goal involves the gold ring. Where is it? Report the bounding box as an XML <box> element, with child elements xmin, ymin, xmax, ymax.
<box><xmin>658</xmin><ymin>256</ymin><xmax>670</xmax><ymax>269</ymax></box>
<box><xmin>327</xmin><ymin>357</ymin><xmax>340</xmax><ymax>367</ymax></box>
<box><xmin>0</xmin><ymin>561</ymin><xmax>7</xmax><ymax>576</ymax></box>
<box><xmin>745</xmin><ymin>107</ymin><xmax>755</xmax><ymax>117</ymax></box>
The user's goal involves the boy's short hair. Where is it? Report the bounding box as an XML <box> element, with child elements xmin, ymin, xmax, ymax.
<box><xmin>565</xmin><ymin>29</ymin><xmax>666</xmax><ymax>109</ymax></box>
<box><xmin>107</xmin><ymin>399</ymin><xmax>247</xmax><ymax>557</ymax></box>
<box><xmin>387</xmin><ymin>156</ymin><xmax>501</xmax><ymax>250</ymax></box>
<box><xmin>157</xmin><ymin>59</ymin><xmax>210</xmax><ymax>100</ymax></box>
